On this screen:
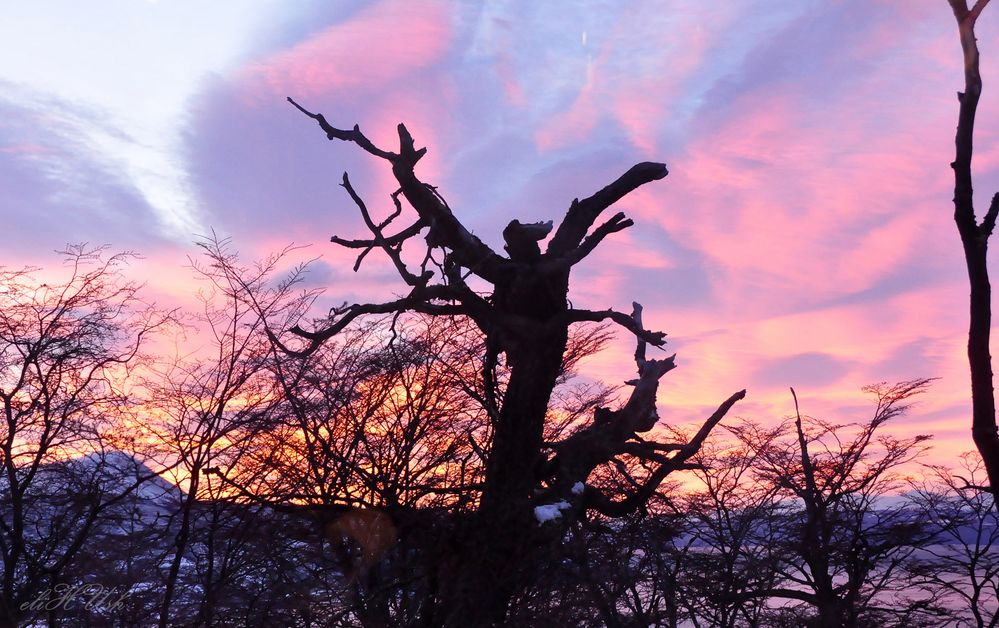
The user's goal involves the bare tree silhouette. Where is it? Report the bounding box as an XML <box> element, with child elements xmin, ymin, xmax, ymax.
<box><xmin>947</xmin><ymin>0</ymin><xmax>999</xmax><ymax>500</ymax></box>
<box><xmin>0</xmin><ymin>246</ymin><xmax>169</xmax><ymax>628</ymax></box>
<box><xmin>275</xmin><ymin>98</ymin><xmax>745</xmax><ymax>625</ymax></box>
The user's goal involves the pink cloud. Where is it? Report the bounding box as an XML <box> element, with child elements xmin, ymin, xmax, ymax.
<box><xmin>166</xmin><ymin>0</ymin><xmax>999</xmax><ymax>478</ymax></box>
<box><xmin>623</xmin><ymin>66</ymin><xmax>958</xmax><ymax>319</ymax></box>
<box><xmin>239</xmin><ymin>0</ymin><xmax>451</xmax><ymax>101</ymax></box>
<box><xmin>533</xmin><ymin>3</ymin><xmax>715</xmax><ymax>155</ymax></box>
<box><xmin>583</xmin><ymin>229</ymin><xmax>675</xmax><ymax>271</ymax></box>
<box><xmin>534</xmin><ymin>82</ymin><xmax>600</xmax><ymax>153</ymax></box>
<box><xmin>0</xmin><ymin>142</ymin><xmax>50</xmax><ymax>155</ymax></box>
<box><xmin>494</xmin><ymin>52</ymin><xmax>526</xmax><ymax>108</ymax></box>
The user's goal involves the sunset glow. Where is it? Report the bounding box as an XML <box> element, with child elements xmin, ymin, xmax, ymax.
<box><xmin>4</xmin><ymin>0</ymin><xmax>999</xmax><ymax>469</ymax></box>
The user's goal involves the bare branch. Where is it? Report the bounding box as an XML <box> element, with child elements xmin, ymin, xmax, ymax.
<box><xmin>951</xmin><ymin>0</ymin><xmax>990</xmax><ymax>237</ymax></box>
<box><xmin>627</xmin><ymin>434</ymin><xmax>689</xmax><ymax>452</ymax></box>
<box><xmin>330</xmin><ymin>221</ymin><xmax>425</xmax><ymax>250</ymax></box>
<box><xmin>791</xmin><ymin>387</ymin><xmax>820</xmax><ymax>509</ymax></box>
<box><xmin>288</xmin><ymin>97</ymin><xmax>397</xmax><ymax>161</ymax></box>
<box><xmin>560</xmin><ymin>306</ymin><xmax>667</xmax><ymax>348</ymax></box>
<box><xmin>280</xmin><ymin>296</ymin><xmax>461</xmax><ymax>357</ymax></box>
<box><xmin>543</xmin><ymin>297</ymin><xmax>744</xmax><ymax>519</ymax></box>
<box><xmin>954</xmin><ymin>473</ymin><xmax>993</xmax><ymax>493</ymax></box>
<box><xmin>547</xmin><ymin>162</ymin><xmax>668</xmax><ymax>258</ymax></box>
<box><xmin>564</xmin><ymin>212</ymin><xmax>635</xmax><ymax>266</ymax></box>
<box><xmin>278</xmin><ymin>281</ymin><xmax>493</xmax><ymax>357</ymax></box>
<box><xmin>617</xmin><ymin>442</ymin><xmax>676</xmax><ymax>465</ymax></box>
<box><xmin>330</xmin><ymin>189</ymin><xmax>428</xmax><ymax>261</ymax></box>
<box><xmin>981</xmin><ymin>192</ymin><xmax>999</xmax><ymax>237</ymax></box>
<box><xmin>340</xmin><ymin>172</ymin><xmax>433</xmax><ymax>286</ymax></box>
<box><xmin>289</xmin><ymin>97</ymin><xmax>507</xmax><ymax>282</ymax></box>
<box><xmin>971</xmin><ymin>0</ymin><xmax>993</xmax><ymax>24</ymax></box>
<box><xmin>584</xmin><ymin>389</ymin><xmax>747</xmax><ymax>517</ymax></box>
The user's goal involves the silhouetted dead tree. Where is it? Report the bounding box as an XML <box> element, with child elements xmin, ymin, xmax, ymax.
<box><xmin>948</xmin><ymin>0</ymin><xmax>999</xmax><ymax>499</ymax></box>
<box><xmin>283</xmin><ymin>98</ymin><xmax>746</xmax><ymax>626</ymax></box>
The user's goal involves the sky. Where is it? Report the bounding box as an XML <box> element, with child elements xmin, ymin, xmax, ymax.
<box><xmin>2</xmin><ymin>0</ymin><xmax>999</xmax><ymax>467</ymax></box>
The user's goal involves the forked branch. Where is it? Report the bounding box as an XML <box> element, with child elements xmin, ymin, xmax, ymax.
<box><xmin>278</xmin><ymin>294</ymin><xmax>462</xmax><ymax>356</ymax></box>
<box><xmin>339</xmin><ymin>173</ymin><xmax>432</xmax><ymax>286</ymax></box>
<box><xmin>560</xmin><ymin>304</ymin><xmax>668</xmax><ymax>348</ymax></box>
<box><xmin>547</xmin><ymin>162</ymin><xmax>668</xmax><ymax>258</ymax></box>
<box><xmin>289</xmin><ymin>97</ymin><xmax>506</xmax><ymax>283</ymax></box>
<box><xmin>584</xmin><ymin>389</ymin><xmax>746</xmax><ymax>517</ymax></box>
<box><xmin>545</xmin><ymin>302</ymin><xmax>745</xmax><ymax>517</ymax></box>
<box><xmin>564</xmin><ymin>212</ymin><xmax>635</xmax><ymax>266</ymax></box>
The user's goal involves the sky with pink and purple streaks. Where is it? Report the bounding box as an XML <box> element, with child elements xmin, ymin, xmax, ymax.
<box><xmin>3</xmin><ymin>0</ymin><xmax>999</xmax><ymax>461</ymax></box>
